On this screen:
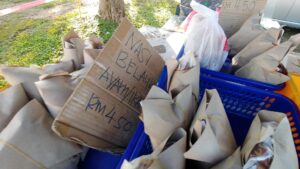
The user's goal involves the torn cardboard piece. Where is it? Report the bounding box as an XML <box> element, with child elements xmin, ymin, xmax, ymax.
<box><xmin>53</xmin><ymin>18</ymin><xmax>165</xmax><ymax>153</ymax></box>
<box><xmin>219</xmin><ymin>0</ymin><xmax>267</xmax><ymax>38</ymax></box>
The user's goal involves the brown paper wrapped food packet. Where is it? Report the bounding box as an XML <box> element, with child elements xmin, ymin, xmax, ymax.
<box><xmin>36</xmin><ymin>73</ymin><xmax>74</xmax><ymax>118</ymax></box>
<box><xmin>43</xmin><ymin>60</ymin><xmax>75</xmax><ymax>74</ymax></box>
<box><xmin>211</xmin><ymin>148</ymin><xmax>242</xmax><ymax>169</ymax></box>
<box><xmin>36</xmin><ymin>69</ymin><xmax>87</xmax><ymax>118</ymax></box>
<box><xmin>228</xmin><ymin>14</ymin><xmax>266</xmax><ymax>56</ymax></box>
<box><xmin>0</xmin><ymin>84</ymin><xmax>29</xmax><ymax>131</ymax></box>
<box><xmin>232</xmin><ymin>28</ymin><xmax>283</xmax><ymax>70</ymax></box>
<box><xmin>62</xmin><ymin>31</ymin><xmax>85</xmax><ymax>70</ymax></box>
<box><xmin>241</xmin><ymin>110</ymin><xmax>298</xmax><ymax>169</ymax></box>
<box><xmin>87</xmin><ymin>34</ymin><xmax>103</xmax><ymax>49</ymax></box>
<box><xmin>283</xmin><ymin>52</ymin><xmax>300</xmax><ymax>73</ymax></box>
<box><xmin>235</xmin><ymin>34</ymin><xmax>300</xmax><ymax>85</ymax></box>
<box><xmin>0</xmin><ymin>99</ymin><xmax>83</xmax><ymax>169</ymax></box>
<box><xmin>212</xmin><ymin>110</ymin><xmax>298</xmax><ymax>169</ymax></box>
<box><xmin>184</xmin><ymin>89</ymin><xmax>237</xmax><ymax>168</ymax></box>
<box><xmin>165</xmin><ymin>59</ymin><xmax>199</xmax><ymax>111</ymax></box>
<box><xmin>0</xmin><ymin>66</ymin><xmax>43</xmax><ymax>102</ymax></box>
<box><xmin>140</xmin><ymin>85</ymin><xmax>194</xmax><ymax>149</ymax></box>
<box><xmin>122</xmin><ymin>155</ymin><xmax>165</xmax><ymax>169</ymax></box>
<box><xmin>83</xmin><ymin>35</ymin><xmax>103</xmax><ymax>67</ymax></box>
<box><xmin>121</xmin><ymin>128</ymin><xmax>187</xmax><ymax>169</ymax></box>
<box><xmin>83</xmin><ymin>48</ymin><xmax>102</xmax><ymax>67</ymax></box>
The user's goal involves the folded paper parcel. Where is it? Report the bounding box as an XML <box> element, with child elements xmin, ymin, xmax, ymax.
<box><xmin>52</xmin><ymin>18</ymin><xmax>165</xmax><ymax>153</ymax></box>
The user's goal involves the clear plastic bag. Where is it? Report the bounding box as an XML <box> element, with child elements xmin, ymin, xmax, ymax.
<box><xmin>179</xmin><ymin>1</ymin><xmax>227</xmax><ymax>71</ymax></box>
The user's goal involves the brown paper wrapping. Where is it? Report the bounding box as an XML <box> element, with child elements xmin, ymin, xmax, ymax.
<box><xmin>141</xmin><ymin>85</ymin><xmax>193</xmax><ymax>149</ymax></box>
<box><xmin>235</xmin><ymin>34</ymin><xmax>300</xmax><ymax>84</ymax></box>
<box><xmin>36</xmin><ymin>74</ymin><xmax>74</xmax><ymax>118</ymax></box>
<box><xmin>83</xmin><ymin>48</ymin><xmax>102</xmax><ymax>67</ymax></box>
<box><xmin>232</xmin><ymin>28</ymin><xmax>283</xmax><ymax>70</ymax></box>
<box><xmin>0</xmin><ymin>84</ymin><xmax>29</xmax><ymax>131</ymax></box>
<box><xmin>121</xmin><ymin>128</ymin><xmax>187</xmax><ymax>169</ymax></box>
<box><xmin>166</xmin><ymin>59</ymin><xmax>200</xmax><ymax>103</ymax></box>
<box><xmin>228</xmin><ymin>14</ymin><xmax>265</xmax><ymax>55</ymax></box>
<box><xmin>211</xmin><ymin>110</ymin><xmax>298</xmax><ymax>169</ymax></box>
<box><xmin>43</xmin><ymin>61</ymin><xmax>75</xmax><ymax>74</ymax></box>
<box><xmin>184</xmin><ymin>89</ymin><xmax>237</xmax><ymax>168</ymax></box>
<box><xmin>0</xmin><ymin>66</ymin><xmax>43</xmax><ymax>102</ymax></box>
<box><xmin>241</xmin><ymin>110</ymin><xmax>298</xmax><ymax>169</ymax></box>
<box><xmin>62</xmin><ymin>31</ymin><xmax>85</xmax><ymax>70</ymax></box>
<box><xmin>0</xmin><ymin>99</ymin><xmax>83</xmax><ymax>169</ymax></box>
<box><xmin>211</xmin><ymin>148</ymin><xmax>242</xmax><ymax>169</ymax></box>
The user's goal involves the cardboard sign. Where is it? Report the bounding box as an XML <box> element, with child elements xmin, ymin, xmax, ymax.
<box><xmin>219</xmin><ymin>0</ymin><xmax>267</xmax><ymax>37</ymax></box>
<box><xmin>52</xmin><ymin>18</ymin><xmax>165</xmax><ymax>153</ymax></box>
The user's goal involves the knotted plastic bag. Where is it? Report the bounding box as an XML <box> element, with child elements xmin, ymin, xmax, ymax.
<box><xmin>179</xmin><ymin>2</ymin><xmax>227</xmax><ymax>71</ymax></box>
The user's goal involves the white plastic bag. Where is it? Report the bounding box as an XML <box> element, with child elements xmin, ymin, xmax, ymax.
<box><xmin>179</xmin><ymin>1</ymin><xmax>227</xmax><ymax>71</ymax></box>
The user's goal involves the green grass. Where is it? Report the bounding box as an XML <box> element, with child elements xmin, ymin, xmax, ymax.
<box><xmin>94</xmin><ymin>0</ymin><xmax>178</xmax><ymax>43</ymax></box>
<box><xmin>0</xmin><ymin>13</ymin><xmax>75</xmax><ymax>66</ymax></box>
<box><xmin>127</xmin><ymin>0</ymin><xmax>177</xmax><ymax>28</ymax></box>
<box><xmin>97</xmin><ymin>18</ymin><xmax>118</xmax><ymax>43</ymax></box>
<box><xmin>0</xmin><ymin>0</ymin><xmax>177</xmax><ymax>89</ymax></box>
<box><xmin>0</xmin><ymin>0</ymin><xmax>177</xmax><ymax>65</ymax></box>
<box><xmin>0</xmin><ymin>76</ymin><xmax>8</xmax><ymax>89</ymax></box>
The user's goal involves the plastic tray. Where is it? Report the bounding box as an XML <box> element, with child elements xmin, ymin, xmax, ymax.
<box><xmin>176</xmin><ymin>46</ymin><xmax>285</xmax><ymax>91</ymax></box>
<box><xmin>124</xmin><ymin>67</ymin><xmax>300</xmax><ymax>165</ymax></box>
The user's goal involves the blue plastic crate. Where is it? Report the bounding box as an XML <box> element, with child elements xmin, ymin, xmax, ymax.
<box><xmin>176</xmin><ymin>46</ymin><xmax>285</xmax><ymax>91</ymax></box>
<box><xmin>124</xmin><ymin>68</ymin><xmax>300</xmax><ymax>165</ymax></box>
<box><xmin>81</xmin><ymin>47</ymin><xmax>292</xmax><ymax>169</ymax></box>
